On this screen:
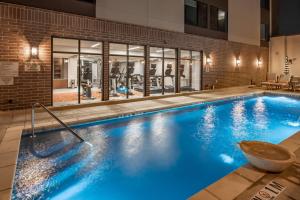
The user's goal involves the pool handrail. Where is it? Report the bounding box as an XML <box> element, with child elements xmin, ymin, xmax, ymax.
<box><xmin>31</xmin><ymin>103</ymin><xmax>84</xmax><ymax>142</ymax></box>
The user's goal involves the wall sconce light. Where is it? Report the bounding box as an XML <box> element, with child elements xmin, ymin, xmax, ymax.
<box><xmin>31</xmin><ymin>47</ymin><xmax>38</xmax><ymax>57</ymax></box>
<box><xmin>236</xmin><ymin>58</ymin><xmax>241</xmax><ymax>67</ymax></box>
<box><xmin>257</xmin><ymin>59</ymin><xmax>262</xmax><ymax>68</ymax></box>
<box><xmin>206</xmin><ymin>57</ymin><xmax>212</xmax><ymax>65</ymax></box>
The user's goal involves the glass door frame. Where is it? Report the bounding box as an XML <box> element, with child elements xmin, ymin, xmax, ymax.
<box><xmin>51</xmin><ymin>36</ymin><xmax>103</xmax><ymax>105</ymax></box>
<box><xmin>108</xmin><ymin>42</ymin><xmax>146</xmax><ymax>100</ymax></box>
<box><xmin>179</xmin><ymin>49</ymin><xmax>203</xmax><ymax>92</ymax></box>
<box><xmin>149</xmin><ymin>47</ymin><xmax>177</xmax><ymax>95</ymax></box>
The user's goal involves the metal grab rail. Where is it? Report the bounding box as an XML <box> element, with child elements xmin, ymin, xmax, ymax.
<box><xmin>31</xmin><ymin>103</ymin><xmax>84</xmax><ymax>142</ymax></box>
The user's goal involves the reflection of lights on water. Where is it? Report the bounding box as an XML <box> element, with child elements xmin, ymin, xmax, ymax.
<box><xmin>231</xmin><ymin>101</ymin><xmax>247</xmax><ymax>137</ymax></box>
<box><xmin>273</xmin><ymin>96</ymin><xmax>298</xmax><ymax>104</ymax></box>
<box><xmin>122</xmin><ymin>120</ymin><xmax>144</xmax><ymax>158</ymax></box>
<box><xmin>254</xmin><ymin>97</ymin><xmax>265</xmax><ymax>113</ymax></box>
<box><xmin>254</xmin><ymin>97</ymin><xmax>267</xmax><ymax>129</ymax></box>
<box><xmin>195</xmin><ymin>106</ymin><xmax>216</xmax><ymax>147</ymax></box>
<box><xmin>204</xmin><ymin>106</ymin><xmax>215</xmax><ymax>130</ymax></box>
<box><xmin>151</xmin><ymin>113</ymin><xmax>169</xmax><ymax>149</ymax></box>
<box><xmin>220</xmin><ymin>154</ymin><xmax>234</xmax><ymax>164</ymax></box>
<box><xmin>287</xmin><ymin>121</ymin><xmax>300</xmax><ymax>127</ymax></box>
<box><xmin>18</xmin><ymin>133</ymin><xmax>107</xmax><ymax>198</ymax></box>
<box><xmin>52</xmin><ymin>180</ymin><xmax>88</xmax><ymax>200</ymax></box>
<box><xmin>85</xmin><ymin>142</ymin><xmax>93</xmax><ymax>147</ymax></box>
<box><xmin>150</xmin><ymin>113</ymin><xmax>175</xmax><ymax>167</ymax></box>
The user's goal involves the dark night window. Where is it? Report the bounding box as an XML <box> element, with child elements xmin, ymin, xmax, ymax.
<box><xmin>185</xmin><ymin>0</ymin><xmax>198</xmax><ymax>25</ymax></box>
<box><xmin>77</xmin><ymin>0</ymin><xmax>95</xmax><ymax>3</ymax></box>
<box><xmin>261</xmin><ymin>24</ymin><xmax>269</xmax><ymax>41</ymax></box>
<box><xmin>210</xmin><ymin>6</ymin><xmax>227</xmax><ymax>32</ymax></box>
<box><xmin>210</xmin><ymin>6</ymin><xmax>218</xmax><ymax>30</ymax></box>
<box><xmin>261</xmin><ymin>0</ymin><xmax>270</xmax><ymax>10</ymax></box>
<box><xmin>198</xmin><ymin>2</ymin><xmax>208</xmax><ymax>28</ymax></box>
<box><xmin>218</xmin><ymin>9</ymin><xmax>226</xmax><ymax>32</ymax></box>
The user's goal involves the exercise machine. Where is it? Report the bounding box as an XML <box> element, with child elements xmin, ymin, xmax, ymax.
<box><xmin>164</xmin><ymin>64</ymin><xmax>175</xmax><ymax>92</ymax></box>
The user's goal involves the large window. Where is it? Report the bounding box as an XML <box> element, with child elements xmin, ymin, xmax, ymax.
<box><xmin>210</xmin><ymin>6</ymin><xmax>227</xmax><ymax>32</ymax></box>
<box><xmin>185</xmin><ymin>0</ymin><xmax>208</xmax><ymax>28</ymax></box>
<box><xmin>180</xmin><ymin>50</ymin><xmax>201</xmax><ymax>92</ymax></box>
<box><xmin>109</xmin><ymin>43</ymin><xmax>145</xmax><ymax>100</ymax></box>
<box><xmin>261</xmin><ymin>0</ymin><xmax>270</xmax><ymax>10</ymax></box>
<box><xmin>150</xmin><ymin>47</ymin><xmax>176</xmax><ymax>96</ymax></box>
<box><xmin>184</xmin><ymin>0</ymin><xmax>198</xmax><ymax>25</ymax></box>
<box><xmin>261</xmin><ymin>24</ymin><xmax>270</xmax><ymax>41</ymax></box>
<box><xmin>52</xmin><ymin>38</ymin><xmax>102</xmax><ymax>106</ymax></box>
<box><xmin>198</xmin><ymin>2</ymin><xmax>208</xmax><ymax>28</ymax></box>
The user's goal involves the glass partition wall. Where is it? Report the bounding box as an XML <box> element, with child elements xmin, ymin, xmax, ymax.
<box><xmin>109</xmin><ymin>43</ymin><xmax>145</xmax><ymax>100</ymax></box>
<box><xmin>150</xmin><ymin>47</ymin><xmax>176</xmax><ymax>96</ymax></box>
<box><xmin>180</xmin><ymin>50</ymin><xmax>201</xmax><ymax>92</ymax></box>
<box><xmin>52</xmin><ymin>38</ymin><xmax>201</xmax><ymax>106</ymax></box>
<box><xmin>52</xmin><ymin>38</ymin><xmax>103</xmax><ymax>106</ymax></box>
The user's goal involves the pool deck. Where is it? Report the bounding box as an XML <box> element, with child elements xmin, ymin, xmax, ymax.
<box><xmin>0</xmin><ymin>86</ymin><xmax>300</xmax><ymax>200</ymax></box>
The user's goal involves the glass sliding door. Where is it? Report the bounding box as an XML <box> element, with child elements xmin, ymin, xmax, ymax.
<box><xmin>109</xmin><ymin>55</ymin><xmax>127</xmax><ymax>100</ymax></box>
<box><xmin>192</xmin><ymin>51</ymin><xmax>201</xmax><ymax>91</ymax></box>
<box><xmin>53</xmin><ymin>53</ymin><xmax>79</xmax><ymax>106</ymax></box>
<box><xmin>128</xmin><ymin>45</ymin><xmax>145</xmax><ymax>99</ymax></box>
<box><xmin>180</xmin><ymin>50</ymin><xmax>201</xmax><ymax>92</ymax></box>
<box><xmin>150</xmin><ymin>47</ymin><xmax>176</xmax><ymax>96</ymax></box>
<box><xmin>128</xmin><ymin>56</ymin><xmax>145</xmax><ymax>99</ymax></box>
<box><xmin>80</xmin><ymin>55</ymin><xmax>102</xmax><ymax>103</ymax></box>
<box><xmin>150</xmin><ymin>47</ymin><xmax>163</xmax><ymax>96</ymax></box>
<box><xmin>164</xmin><ymin>48</ymin><xmax>176</xmax><ymax>95</ymax></box>
<box><xmin>109</xmin><ymin>43</ymin><xmax>145</xmax><ymax>100</ymax></box>
<box><xmin>80</xmin><ymin>40</ymin><xmax>103</xmax><ymax>104</ymax></box>
<box><xmin>52</xmin><ymin>38</ymin><xmax>79</xmax><ymax>106</ymax></box>
<box><xmin>52</xmin><ymin>38</ymin><xmax>102</xmax><ymax>106</ymax></box>
<box><xmin>149</xmin><ymin>57</ymin><xmax>163</xmax><ymax>95</ymax></box>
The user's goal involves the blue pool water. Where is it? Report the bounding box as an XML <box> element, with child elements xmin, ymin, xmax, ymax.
<box><xmin>13</xmin><ymin>95</ymin><xmax>300</xmax><ymax>200</ymax></box>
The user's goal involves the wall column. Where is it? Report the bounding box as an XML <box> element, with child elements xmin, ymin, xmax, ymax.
<box><xmin>144</xmin><ymin>45</ymin><xmax>150</xmax><ymax>96</ymax></box>
<box><xmin>102</xmin><ymin>41</ymin><xmax>110</xmax><ymax>101</ymax></box>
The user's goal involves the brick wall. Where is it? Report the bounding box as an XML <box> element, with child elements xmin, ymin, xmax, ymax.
<box><xmin>0</xmin><ymin>2</ymin><xmax>268</xmax><ymax>110</ymax></box>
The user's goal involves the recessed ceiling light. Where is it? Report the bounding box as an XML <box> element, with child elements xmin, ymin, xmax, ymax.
<box><xmin>128</xmin><ymin>46</ymin><xmax>141</xmax><ymax>50</ymax></box>
<box><xmin>91</xmin><ymin>43</ymin><xmax>101</xmax><ymax>48</ymax></box>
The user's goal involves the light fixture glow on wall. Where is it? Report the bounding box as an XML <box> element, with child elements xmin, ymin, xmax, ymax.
<box><xmin>257</xmin><ymin>59</ymin><xmax>262</xmax><ymax>68</ymax></box>
<box><xmin>236</xmin><ymin>58</ymin><xmax>241</xmax><ymax>67</ymax></box>
<box><xmin>31</xmin><ymin>47</ymin><xmax>38</xmax><ymax>57</ymax></box>
<box><xmin>206</xmin><ymin>57</ymin><xmax>212</xmax><ymax>65</ymax></box>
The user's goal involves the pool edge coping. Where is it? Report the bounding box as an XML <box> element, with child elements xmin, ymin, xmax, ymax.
<box><xmin>1</xmin><ymin>89</ymin><xmax>300</xmax><ymax>200</ymax></box>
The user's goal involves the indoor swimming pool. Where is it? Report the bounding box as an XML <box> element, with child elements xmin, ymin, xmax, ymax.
<box><xmin>13</xmin><ymin>94</ymin><xmax>300</xmax><ymax>200</ymax></box>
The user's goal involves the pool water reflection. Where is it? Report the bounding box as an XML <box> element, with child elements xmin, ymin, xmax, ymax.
<box><xmin>13</xmin><ymin>95</ymin><xmax>300</xmax><ymax>200</ymax></box>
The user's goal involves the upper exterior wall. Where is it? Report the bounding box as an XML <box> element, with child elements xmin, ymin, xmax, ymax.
<box><xmin>95</xmin><ymin>0</ymin><xmax>184</xmax><ymax>32</ymax></box>
<box><xmin>0</xmin><ymin>3</ymin><xmax>268</xmax><ymax>110</ymax></box>
<box><xmin>228</xmin><ymin>0</ymin><xmax>261</xmax><ymax>46</ymax></box>
<box><xmin>0</xmin><ymin>0</ymin><xmax>95</xmax><ymax>17</ymax></box>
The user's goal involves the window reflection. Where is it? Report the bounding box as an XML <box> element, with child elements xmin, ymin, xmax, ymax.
<box><xmin>109</xmin><ymin>56</ymin><xmax>127</xmax><ymax>99</ymax></box>
<box><xmin>80</xmin><ymin>55</ymin><xmax>102</xmax><ymax>103</ymax></box>
<box><xmin>150</xmin><ymin>58</ymin><xmax>163</xmax><ymax>95</ymax></box>
<box><xmin>53</xmin><ymin>53</ymin><xmax>79</xmax><ymax>105</ymax></box>
<box><xmin>53</xmin><ymin>38</ymin><xmax>78</xmax><ymax>52</ymax></box>
<box><xmin>180</xmin><ymin>50</ymin><xmax>201</xmax><ymax>92</ymax></box>
<box><xmin>150</xmin><ymin>47</ymin><xmax>176</xmax><ymax>96</ymax></box>
<box><xmin>52</xmin><ymin>38</ymin><xmax>103</xmax><ymax>106</ymax></box>
<box><xmin>164</xmin><ymin>59</ymin><xmax>176</xmax><ymax>94</ymax></box>
<box><xmin>109</xmin><ymin>43</ymin><xmax>145</xmax><ymax>100</ymax></box>
<box><xmin>129</xmin><ymin>57</ymin><xmax>144</xmax><ymax>99</ymax></box>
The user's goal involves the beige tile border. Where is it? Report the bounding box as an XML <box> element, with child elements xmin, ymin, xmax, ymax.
<box><xmin>1</xmin><ymin>87</ymin><xmax>300</xmax><ymax>200</ymax></box>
